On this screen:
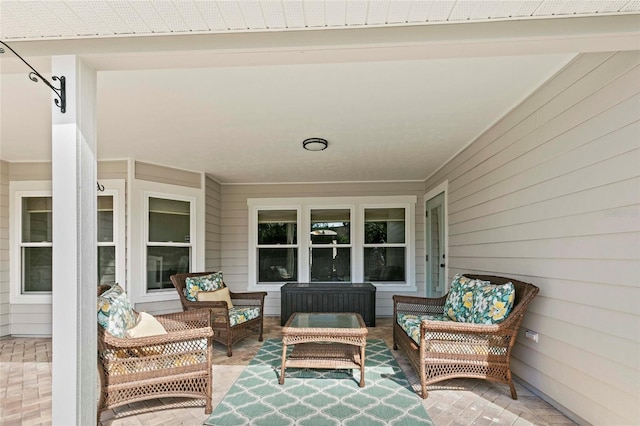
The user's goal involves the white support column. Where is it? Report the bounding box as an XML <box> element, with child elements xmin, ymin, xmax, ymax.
<box><xmin>51</xmin><ymin>55</ymin><xmax>97</xmax><ymax>425</ymax></box>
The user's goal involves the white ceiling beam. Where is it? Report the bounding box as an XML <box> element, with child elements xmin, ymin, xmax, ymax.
<box><xmin>1</xmin><ymin>14</ymin><xmax>638</xmax><ymax>73</ymax></box>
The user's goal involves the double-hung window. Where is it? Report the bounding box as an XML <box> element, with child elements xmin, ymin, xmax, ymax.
<box><xmin>363</xmin><ymin>208</ymin><xmax>406</xmax><ymax>282</ymax></box>
<box><xmin>309</xmin><ymin>208</ymin><xmax>351</xmax><ymax>282</ymax></box>
<box><xmin>20</xmin><ymin>196</ymin><xmax>53</xmax><ymax>293</ymax></box>
<box><xmin>146</xmin><ymin>196</ymin><xmax>192</xmax><ymax>291</ymax></box>
<box><xmin>257</xmin><ymin>209</ymin><xmax>298</xmax><ymax>283</ymax></box>
<box><xmin>11</xmin><ymin>179</ymin><xmax>125</xmax><ymax>303</ymax></box>
<box><xmin>97</xmin><ymin>195</ymin><xmax>116</xmax><ymax>284</ymax></box>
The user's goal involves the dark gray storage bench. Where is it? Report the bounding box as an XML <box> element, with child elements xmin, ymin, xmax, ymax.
<box><xmin>280</xmin><ymin>282</ymin><xmax>376</xmax><ymax>327</ymax></box>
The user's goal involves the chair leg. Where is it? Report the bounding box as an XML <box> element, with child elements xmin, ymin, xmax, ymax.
<box><xmin>392</xmin><ymin>326</ymin><xmax>398</xmax><ymax>350</ymax></box>
<box><xmin>226</xmin><ymin>345</ymin><xmax>232</xmax><ymax>357</ymax></box>
<box><xmin>509</xmin><ymin>381</ymin><xmax>518</xmax><ymax>400</ymax></box>
<box><xmin>258</xmin><ymin>318</ymin><xmax>264</xmax><ymax>342</ymax></box>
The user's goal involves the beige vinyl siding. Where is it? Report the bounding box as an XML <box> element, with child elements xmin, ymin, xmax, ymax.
<box><xmin>9</xmin><ymin>162</ymin><xmax>51</xmax><ymax>181</ymax></box>
<box><xmin>221</xmin><ymin>181</ymin><xmax>425</xmax><ymax>317</ymax></box>
<box><xmin>205</xmin><ymin>176</ymin><xmax>222</xmax><ymax>271</ymax></box>
<box><xmin>10</xmin><ymin>160</ymin><xmax>127</xmax><ymax>182</ymax></box>
<box><xmin>135</xmin><ymin>161</ymin><xmax>201</xmax><ymax>189</ymax></box>
<box><xmin>97</xmin><ymin>160</ymin><xmax>128</xmax><ymax>180</ymax></box>
<box><xmin>0</xmin><ymin>161</ymin><xmax>9</xmax><ymax>336</ymax></box>
<box><xmin>424</xmin><ymin>51</ymin><xmax>640</xmax><ymax>425</ymax></box>
<box><xmin>9</xmin><ymin>305</ymin><xmax>51</xmax><ymax>336</ymax></box>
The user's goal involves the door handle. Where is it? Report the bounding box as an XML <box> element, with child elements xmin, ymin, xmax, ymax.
<box><xmin>440</xmin><ymin>264</ymin><xmax>445</xmax><ymax>268</ymax></box>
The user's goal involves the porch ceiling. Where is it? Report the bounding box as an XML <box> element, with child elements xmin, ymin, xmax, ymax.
<box><xmin>1</xmin><ymin>3</ymin><xmax>639</xmax><ymax>184</ymax></box>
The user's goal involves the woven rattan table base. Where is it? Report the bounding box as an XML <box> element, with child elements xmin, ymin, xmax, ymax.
<box><xmin>279</xmin><ymin>313</ymin><xmax>368</xmax><ymax>387</ymax></box>
<box><xmin>281</xmin><ymin>342</ymin><xmax>365</xmax><ymax>387</ymax></box>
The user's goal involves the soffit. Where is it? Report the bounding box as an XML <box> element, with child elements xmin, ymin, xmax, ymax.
<box><xmin>2</xmin><ymin>0</ymin><xmax>639</xmax><ymax>40</ymax></box>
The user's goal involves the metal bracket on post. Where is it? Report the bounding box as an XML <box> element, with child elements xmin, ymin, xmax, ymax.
<box><xmin>0</xmin><ymin>40</ymin><xmax>66</xmax><ymax>113</ymax></box>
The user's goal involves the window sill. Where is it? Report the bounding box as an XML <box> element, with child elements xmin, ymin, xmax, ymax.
<box><xmin>132</xmin><ymin>289</ymin><xmax>180</xmax><ymax>304</ymax></box>
<box><xmin>10</xmin><ymin>293</ymin><xmax>52</xmax><ymax>305</ymax></box>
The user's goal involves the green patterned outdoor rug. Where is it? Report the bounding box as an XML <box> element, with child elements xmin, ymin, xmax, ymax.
<box><xmin>205</xmin><ymin>339</ymin><xmax>433</xmax><ymax>426</ymax></box>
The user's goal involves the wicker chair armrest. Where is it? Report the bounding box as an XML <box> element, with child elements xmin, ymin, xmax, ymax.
<box><xmin>393</xmin><ymin>294</ymin><xmax>447</xmax><ymax>316</ymax></box>
<box><xmin>100</xmin><ymin>326</ymin><xmax>213</xmax><ymax>349</ymax></box>
<box><xmin>393</xmin><ymin>294</ymin><xmax>447</xmax><ymax>306</ymax></box>
<box><xmin>156</xmin><ymin>308</ymin><xmax>212</xmax><ymax>329</ymax></box>
<box><xmin>182</xmin><ymin>299</ymin><xmax>229</xmax><ymax>310</ymax></box>
<box><xmin>229</xmin><ymin>291</ymin><xmax>267</xmax><ymax>307</ymax></box>
<box><xmin>420</xmin><ymin>319</ymin><xmax>501</xmax><ymax>335</ymax></box>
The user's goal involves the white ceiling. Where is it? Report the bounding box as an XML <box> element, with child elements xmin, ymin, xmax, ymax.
<box><xmin>1</xmin><ymin>0</ymin><xmax>639</xmax><ymax>40</ymax></box>
<box><xmin>1</xmin><ymin>2</ymin><xmax>639</xmax><ymax>184</ymax></box>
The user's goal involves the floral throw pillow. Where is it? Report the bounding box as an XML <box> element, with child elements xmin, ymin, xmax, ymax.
<box><xmin>443</xmin><ymin>274</ymin><xmax>488</xmax><ymax>322</ymax></box>
<box><xmin>185</xmin><ymin>272</ymin><xmax>224</xmax><ymax>301</ymax></box>
<box><xmin>472</xmin><ymin>282</ymin><xmax>516</xmax><ymax>324</ymax></box>
<box><xmin>97</xmin><ymin>284</ymin><xmax>137</xmax><ymax>338</ymax></box>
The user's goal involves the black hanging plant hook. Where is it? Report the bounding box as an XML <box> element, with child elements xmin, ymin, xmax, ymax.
<box><xmin>0</xmin><ymin>40</ymin><xmax>66</xmax><ymax>113</ymax></box>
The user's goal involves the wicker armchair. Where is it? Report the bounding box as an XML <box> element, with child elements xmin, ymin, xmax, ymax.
<box><xmin>170</xmin><ymin>272</ymin><xmax>267</xmax><ymax>357</ymax></box>
<box><xmin>392</xmin><ymin>274</ymin><xmax>539</xmax><ymax>399</ymax></box>
<box><xmin>97</xmin><ymin>285</ymin><xmax>214</xmax><ymax>420</ymax></box>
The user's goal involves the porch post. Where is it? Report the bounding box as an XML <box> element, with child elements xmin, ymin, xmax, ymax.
<box><xmin>51</xmin><ymin>55</ymin><xmax>97</xmax><ymax>425</ymax></box>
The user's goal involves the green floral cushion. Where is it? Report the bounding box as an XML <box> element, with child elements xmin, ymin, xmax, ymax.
<box><xmin>97</xmin><ymin>284</ymin><xmax>137</xmax><ymax>338</ymax></box>
<box><xmin>471</xmin><ymin>282</ymin><xmax>516</xmax><ymax>324</ymax></box>
<box><xmin>396</xmin><ymin>313</ymin><xmax>451</xmax><ymax>345</ymax></box>
<box><xmin>228</xmin><ymin>307</ymin><xmax>261</xmax><ymax>327</ymax></box>
<box><xmin>443</xmin><ymin>274</ymin><xmax>489</xmax><ymax>322</ymax></box>
<box><xmin>185</xmin><ymin>272</ymin><xmax>224</xmax><ymax>301</ymax></box>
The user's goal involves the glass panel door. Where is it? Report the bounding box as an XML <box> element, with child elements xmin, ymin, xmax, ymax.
<box><xmin>426</xmin><ymin>192</ymin><xmax>445</xmax><ymax>297</ymax></box>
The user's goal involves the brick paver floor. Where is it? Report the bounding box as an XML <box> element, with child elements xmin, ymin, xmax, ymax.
<box><xmin>0</xmin><ymin>317</ymin><xmax>576</xmax><ymax>425</ymax></box>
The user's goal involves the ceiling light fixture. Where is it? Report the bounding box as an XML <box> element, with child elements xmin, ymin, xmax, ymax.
<box><xmin>302</xmin><ymin>138</ymin><xmax>328</xmax><ymax>151</ymax></box>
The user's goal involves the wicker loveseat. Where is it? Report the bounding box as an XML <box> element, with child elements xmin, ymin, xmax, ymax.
<box><xmin>97</xmin><ymin>285</ymin><xmax>214</xmax><ymax>419</ymax></box>
<box><xmin>170</xmin><ymin>272</ymin><xmax>267</xmax><ymax>357</ymax></box>
<box><xmin>392</xmin><ymin>274</ymin><xmax>539</xmax><ymax>399</ymax></box>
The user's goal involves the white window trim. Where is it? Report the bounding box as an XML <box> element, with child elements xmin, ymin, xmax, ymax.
<box><xmin>424</xmin><ymin>180</ymin><xmax>449</xmax><ymax>294</ymax></box>
<box><xmin>253</xmin><ymin>206</ymin><xmax>301</xmax><ymax>285</ymax></box>
<box><xmin>248</xmin><ymin>196</ymin><xmax>417</xmax><ymax>292</ymax></box>
<box><xmin>10</xmin><ymin>179</ymin><xmax>126</xmax><ymax>304</ymax></box>
<box><xmin>362</xmin><ymin>202</ymin><xmax>413</xmax><ymax>287</ymax></box>
<box><xmin>98</xmin><ymin>179</ymin><xmax>126</xmax><ymax>290</ymax></box>
<box><xmin>307</xmin><ymin>204</ymin><xmax>355</xmax><ymax>282</ymax></box>
<box><xmin>10</xmin><ymin>181</ymin><xmax>52</xmax><ymax>304</ymax></box>
<box><xmin>130</xmin><ymin>179</ymin><xmax>204</xmax><ymax>304</ymax></box>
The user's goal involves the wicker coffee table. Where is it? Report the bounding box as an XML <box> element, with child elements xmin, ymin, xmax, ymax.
<box><xmin>280</xmin><ymin>312</ymin><xmax>368</xmax><ymax>387</ymax></box>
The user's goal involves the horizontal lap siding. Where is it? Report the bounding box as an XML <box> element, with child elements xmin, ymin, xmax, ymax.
<box><xmin>205</xmin><ymin>176</ymin><xmax>222</xmax><ymax>271</ymax></box>
<box><xmin>0</xmin><ymin>161</ymin><xmax>9</xmax><ymax>336</ymax></box>
<box><xmin>425</xmin><ymin>52</ymin><xmax>640</xmax><ymax>425</ymax></box>
<box><xmin>220</xmin><ymin>182</ymin><xmax>424</xmax><ymax>316</ymax></box>
<box><xmin>134</xmin><ymin>161</ymin><xmax>201</xmax><ymax>189</ymax></box>
<box><xmin>9</xmin><ymin>304</ymin><xmax>51</xmax><ymax>336</ymax></box>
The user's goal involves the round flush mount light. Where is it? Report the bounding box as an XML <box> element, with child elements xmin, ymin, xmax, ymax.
<box><xmin>302</xmin><ymin>137</ymin><xmax>328</xmax><ymax>151</ymax></box>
